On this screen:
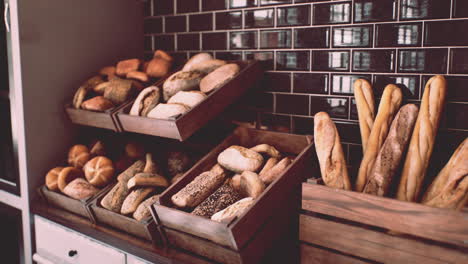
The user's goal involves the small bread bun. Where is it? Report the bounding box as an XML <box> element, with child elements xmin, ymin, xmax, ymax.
<box><xmin>116</xmin><ymin>58</ymin><xmax>141</xmax><ymax>76</ymax></box>
<box><xmin>167</xmin><ymin>91</ymin><xmax>207</xmax><ymax>108</ymax></box>
<box><xmin>58</xmin><ymin>167</ymin><xmax>84</xmax><ymax>192</ymax></box>
<box><xmin>146</xmin><ymin>57</ymin><xmax>172</xmax><ymax>78</ymax></box>
<box><xmin>250</xmin><ymin>144</ymin><xmax>281</xmax><ymax>158</ymax></box>
<box><xmin>68</xmin><ymin>145</ymin><xmax>90</xmax><ymax>168</ymax></box>
<box><xmin>99</xmin><ymin>66</ymin><xmax>116</xmax><ymax>79</ymax></box>
<box><xmin>240</xmin><ymin>171</ymin><xmax>265</xmax><ymax>198</ymax></box>
<box><xmin>183</xmin><ymin>59</ymin><xmax>226</xmax><ymax>74</ymax></box>
<box><xmin>217</xmin><ymin>146</ymin><xmax>264</xmax><ymax>173</ymax></box>
<box><xmin>200</xmin><ymin>63</ymin><xmax>240</xmax><ymax>93</ymax></box>
<box><xmin>147</xmin><ymin>103</ymin><xmax>190</xmax><ymax>119</ymax></box>
<box><xmin>62</xmin><ymin>178</ymin><xmax>99</xmax><ymax>200</ymax></box>
<box><xmin>45</xmin><ymin>167</ymin><xmax>64</xmax><ymax>191</ymax></box>
<box><xmin>83</xmin><ymin>156</ymin><xmax>115</xmax><ymax>187</ymax></box>
<box><xmin>81</xmin><ymin>96</ymin><xmax>114</xmax><ymax>112</ymax></box>
<box><xmin>126</xmin><ymin>71</ymin><xmax>149</xmax><ymax>83</ymax></box>
<box><xmin>162</xmin><ymin>71</ymin><xmax>205</xmax><ymax>101</ymax></box>
<box><xmin>182</xmin><ymin>53</ymin><xmax>213</xmax><ymax>72</ymax></box>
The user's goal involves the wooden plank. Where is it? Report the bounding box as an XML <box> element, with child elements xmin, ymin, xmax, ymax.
<box><xmin>65</xmin><ymin>105</ymin><xmax>119</xmax><ymax>131</ymax></box>
<box><xmin>40</xmin><ymin>185</ymin><xmax>95</xmax><ymax>220</ymax></box>
<box><xmin>302</xmin><ymin>183</ymin><xmax>468</xmax><ymax>248</ymax></box>
<box><xmin>300</xmin><ymin>244</ymin><xmax>371</xmax><ymax>264</ymax></box>
<box><xmin>299</xmin><ymin>215</ymin><xmax>468</xmax><ymax>264</ymax></box>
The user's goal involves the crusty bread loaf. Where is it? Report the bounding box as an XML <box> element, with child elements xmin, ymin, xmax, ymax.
<box><xmin>259</xmin><ymin>157</ymin><xmax>292</xmax><ymax>185</ymax></box>
<box><xmin>116</xmin><ymin>58</ymin><xmax>140</xmax><ymax>76</ymax></box>
<box><xmin>162</xmin><ymin>71</ymin><xmax>204</xmax><ymax>101</ymax></box>
<box><xmin>211</xmin><ymin>197</ymin><xmax>255</xmax><ymax>223</ymax></box>
<box><xmin>127</xmin><ymin>173</ymin><xmax>169</xmax><ymax>189</ymax></box>
<box><xmin>259</xmin><ymin>158</ymin><xmax>279</xmax><ymax>177</ymax></box>
<box><xmin>167</xmin><ymin>91</ymin><xmax>207</xmax><ymax>108</ymax></box>
<box><xmin>117</xmin><ymin>160</ymin><xmax>145</xmax><ymax>183</ymax></box>
<box><xmin>421</xmin><ymin>138</ymin><xmax>468</xmax><ymax>209</ymax></box>
<box><xmin>121</xmin><ymin>187</ymin><xmax>155</xmax><ymax>215</ymax></box>
<box><xmin>363</xmin><ymin>104</ymin><xmax>419</xmax><ymax>196</ymax></box>
<box><xmin>192</xmin><ymin>181</ymin><xmax>242</xmax><ymax>218</ymax></box>
<box><xmin>355</xmin><ymin>84</ymin><xmax>402</xmax><ymax>192</ymax></box>
<box><xmin>397</xmin><ymin>75</ymin><xmax>447</xmax><ymax>202</ymax></box>
<box><xmin>217</xmin><ymin>146</ymin><xmax>264</xmax><ymax>173</ymax></box>
<box><xmin>63</xmin><ymin>178</ymin><xmax>99</xmax><ymax>200</ymax></box>
<box><xmin>101</xmin><ymin>181</ymin><xmax>129</xmax><ymax>212</ymax></box>
<box><xmin>133</xmin><ymin>195</ymin><xmax>160</xmax><ymax>221</ymax></box>
<box><xmin>240</xmin><ymin>171</ymin><xmax>265</xmax><ymax>198</ymax></box>
<box><xmin>147</xmin><ymin>103</ymin><xmax>190</xmax><ymax>119</ymax></box>
<box><xmin>171</xmin><ymin>168</ymin><xmax>227</xmax><ymax>208</ymax></box>
<box><xmin>182</xmin><ymin>53</ymin><xmax>213</xmax><ymax>72</ymax></box>
<box><xmin>314</xmin><ymin>112</ymin><xmax>351</xmax><ymax>190</ymax></box>
<box><xmin>129</xmin><ymin>86</ymin><xmax>160</xmax><ymax>116</ymax></box>
<box><xmin>354</xmin><ymin>79</ymin><xmax>375</xmax><ymax>153</ymax></box>
<box><xmin>183</xmin><ymin>59</ymin><xmax>226</xmax><ymax>74</ymax></box>
<box><xmin>81</xmin><ymin>96</ymin><xmax>114</xmax><ymax>112</ymax></box>
<box><xmin>250</xmin><ymin>144</ymin><xmax>281</xmax><ymax>158</ymax></box>
<box><xmin>103</xmin><ymin>79</ymin><xmax>136</xmax><ymax>105</ymax></box>
<box><xmin>200</xmin><ymin>63</ymin><xmax>240</xmax><ymax>93</ymax></box>
<box><xmin>126</xmin><ymin>71</ymin><xmax>149</xmax><ymax>83</ymax></box>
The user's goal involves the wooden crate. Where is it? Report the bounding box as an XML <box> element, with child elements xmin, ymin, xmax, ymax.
<box><xmin>152</xmin><ymin>127</ymin><xmax>314</xmax><ymax>263</ymax></box>
<box><xmin>300</xmin><ymin>182</ymin><xmax>468</xmax><ymax>264</ymax></box>
<box><xmin>89</xmin><ymin>184</ymin><xmax>162</xmax><ymax>243</ymax></box>
<box><xmin>65</xmin><ymin>104</ymin><xmax>122</xmax><ymax>131</ymax></box>
<box><xmin>115</xmin><ymin>61</ymin><xmax>263</xmax><ymax>141</ymax></box>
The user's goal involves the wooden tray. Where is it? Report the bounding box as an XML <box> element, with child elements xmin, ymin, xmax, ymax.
<box><xmin>152</xmin><ymin>127</ymin><xmax>314</xmax><ymax>252</ymax></box>
<box><xmin>115</xmin><ymin>61</ymin><xmax>263</xmax><ymax>141</ymax></box>
<box><xmin>65</xmin><ymin>104</ymin><xmax>122</xmax><ymax>131</ymax></box>
<box><xmin>300</xmin><ymin>181</ymin><xmax>468</xmax><ymax>263</ymax></box>
<box><xmin>89</xmin><ymin>184</ymin><xmax>161</xmax><ymax>243</ymax></box>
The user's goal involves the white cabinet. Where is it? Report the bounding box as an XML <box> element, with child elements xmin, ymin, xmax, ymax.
<box><xmin>127</xmin><ymin>255</ymin><xmax>153</xmax><ymax>264</ymax></box>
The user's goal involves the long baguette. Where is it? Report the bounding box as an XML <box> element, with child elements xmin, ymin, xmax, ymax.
<box><xmin>421</xmin><ymin>138</ymin><xmax>468</xmax><ymax>209</ymax></box>
<box><xmin>355</xmin><ymin>84</ymin><xmax>402</xmax><ymax>192</ymax></box>
<box><xmin>397</xmin><ymin>75</ymin><xmax>447</xmax><ymax>202</ymax></box>
<box><xmin>314</xmin><ymin>112</ymin><xmax>351</xmax><ymax>190</ymax></box>
<box><xmin>363</xmin><ymin>104</ymin><xmax>419</xmax><ymax>196</ymax></box>
<box><xmin>354</xmin><ymin>79</ymin><xmax>375</xmax><ymax>153</ymax></box>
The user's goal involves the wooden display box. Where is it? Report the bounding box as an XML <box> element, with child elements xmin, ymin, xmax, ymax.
<box><xmin>65</xmin><ymin>104</ymin><xmax>122</xmax><ymax>131</ymax></box>
<box><xmin>115</xmin><ymin>61</ymin><xmax>263</xmax><ymax>141</ymax></box>
<box><xmin>152</xmin><ymin>127</ymin><xmax>314</xmax><ymax>263</ymax></box>
<box><xmin>89</xmin><ymin>184</ymin><xmax>161</xmax><ymax>243</ymax></box>
<box><xmin>300</xmin><ymin>181</ymin><xmax>468</xmax><ymax>263</ymax></box>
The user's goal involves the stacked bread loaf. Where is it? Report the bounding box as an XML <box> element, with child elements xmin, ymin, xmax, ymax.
<box><xmin>129</xmin><ymin>53</ymin><xmax>241</xmax><ymax>120</ymax></box>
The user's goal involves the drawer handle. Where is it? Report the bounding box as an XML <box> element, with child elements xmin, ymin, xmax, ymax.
<box><xmin>68</xmin><ymin>250</ymin><xmax>78</xmax><ymax>257</ymax></box>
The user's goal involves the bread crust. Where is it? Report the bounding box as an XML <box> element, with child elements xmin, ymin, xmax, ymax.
<box><xmin>217</xmin><ymin>146</ymin><xmax>264</xmax><ymax>173</ymax></box>
<box><xmin>63</xmin><ymin>178</ymin><xmax>99</xmax><ymax>200</ymax></box>
<box><xmin>354</xmin><ymin>79</ymin><xmax>375</xmax><ymax>153</ymax></box>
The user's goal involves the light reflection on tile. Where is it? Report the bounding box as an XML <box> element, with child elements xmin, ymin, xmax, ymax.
<box><xmin>245</xmin><ymin>9</ymin><xmax>274</xmax><ymax>28</ymax></box>
<box><xmin>333</xmin><ymin>26</ymin><xmax>372</xmax><ymax>47</ymax></box>
<box><xmin>230</xmin><ymin>0</ymin><xmax>258</xmax><ymax>8</ymax></box>
<box><xmin>400</xmin><ymin>0</ymin><xmax>450</xmax><ymax>20</ymax></box>
<box><xmin>277</xmin><ymin>5</ymin><xmax>311</xmax><ymax>26</ymax></box>
<box><xmin>331</xmin><ymin>74</ymin><xmax>371</xmax><ymax>95</ymax></box>
<box><xmin>354</xmin><ymin>0</ymin><xmax>395</xmax><ymax>22</ymax></box>
<box><xmin>398</xmin><ymin>49</ymin><xmax>447</xmax><ymax>73</ymax></box>
<box><xmin>376</xmin><ymin>23</ymin><xmax>421</xmax><ymax>47</ymax></box>
<box><xmin>353</xmin><ymin>50</ymin><xmax>394</xmax><ymax>72</ymax></box>
<box><xmin>230</xmin><ymin>31</ymin><xmax>257</xmax><ymax>49</ymax></box>
<box><xmin>312</xmin><ymin>51</ymin><xmax>349</xmax><ymax>71</ymax></box>
<box><xmin>260</xmin><ymin>30</ymin><xmax>291</xmax><ymax>48</ymax></box>
<box><xmin>276</xmin><ymin>51</ymin><xmax>310</xmax><ymax>70</ymax></box>
<box><xmin>313</xmin><ymin>2</ymin><xmax>351</xmax><ymax>25</ymax></box>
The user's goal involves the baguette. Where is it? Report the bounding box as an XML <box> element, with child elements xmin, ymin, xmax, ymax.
<box><xmin>133</xmin><ymin>195</ymin><xmax>160</xmax><ymax>221</ymax></box>
<box><xmin>421</xmin><ymin>138</ymin><xmax>468</xmax><ymax>209</ymax></box>
<box><xmin>127</xmin><ymin>173</ymin><xmax>169</xmax><ymax>189</ymax></box>
<box><xmin>117</xmin><ymin>160</ymin><xmax>145</xmax><ymax>183</ymax></box>
<box><xmin>101</xmin><ymin>181</ymin><xmax>129</xmax><ymax>212</ymax></box>
<box><xmin>397</xmin><ymin>75</ymin><xmax>447</xmax><ymax>202</ymax></box>
<box><xmin>240</xmin><ymin>171</ymin><xmax>265</xmax><ymax>198</ymax></box>
<box><xmin>258</xmin><ymin>158</ymin><xmax>279</xmax><ymax>177</ymax></box>
<box><xmin>363</xmin><ymin>104</ymin><xmax>419</xmax><ymax>196</ymax></box>
<box><xmin>259</xmin><ymin>157</ymin><xmax>292</xmax><ymax>185</ymax></box>
<box><xmin>191</xmin><ymin>181</ymin><xmax>242</xmax><ymax>218</ymax></box>
<box><xmin>121</xmin><ymin>187</ymin><xmax>155</xmax><ymax>215</ymax></box>
<box><xmin>313</xmin><ymin>112</ymin><xmax>351</xmax><ymax>190</ymax></box>
<box><xmin>355</xmin><ymin>84</ymin><xmax>402</xmax><ymax>192</ymax></box>
<box><xmin>211</xmin><ymin>197</ymin><xmax>255</xmax><ymax>223</ymax></box>
<box><xmin>354</xmin><ymin>79</ymin><xmax>375</xmax><ymax>153</ymax></box>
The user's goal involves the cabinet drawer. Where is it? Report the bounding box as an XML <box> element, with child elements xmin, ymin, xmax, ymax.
<box><xmin>34</xmin><ymin>215</ymin><xmax>125</xmax><ymax>264</ymax></box>
<box><xmin>126</xmin><ymin>255</ymin><xmax>152</xmax><ymax>264</ymax></box>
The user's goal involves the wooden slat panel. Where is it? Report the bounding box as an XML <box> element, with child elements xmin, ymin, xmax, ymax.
<box><xmin>300</xmin><ymin>243</ymin><xmax>371</xmax><ymax>264</ymax></box>
<box><xmin>302</xmin><ymin>183</ymin><xmax>468</xmax><ymax>248</ymax></box>
<box><xmin>299</xmin><ymin>215</ymin><xmax>468</xmax><ymax>264</ymax></box>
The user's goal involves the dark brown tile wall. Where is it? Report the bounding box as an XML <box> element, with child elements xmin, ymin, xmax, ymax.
<box><xmin>145</xmin><ymin>0</ymin><xmax>468</xmax><ymax>165</ymax></box>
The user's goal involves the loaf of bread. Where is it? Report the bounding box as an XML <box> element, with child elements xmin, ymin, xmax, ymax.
<box><xmin>363</xmin><ymin>104</ymin><xmax>419</xmax><ymax>196</ymax></box>
<box><xmin>397</xmin><ymin>75</ymin><xmax>447</xmax><ymax>202</ymax></box>
<box><xmin>129</xmin><ymin>86</ymin><xmax>160</xmax><ymax>116</ymax></box>
<box><xmin>103</xmin><ymin>79</ymin><xmax>136</xmax><ymax>105</ymax></box>
<box><xmin>192</xmin><ymin>181</ymin><xmax>242</xmax><ymax>218</ymax></box>
<box><xmin>184</xmin><ymin>59</ymin><xmax>227</xmax><ymax>74</ymax></box>
<box><xmin>421</xmin><ymin>138</ymin><xmax>468</xmax><ymax>209</ymax></box>
<box><xmin>250</xmin><ymin>144</ymin><xmax>281</xmax><ymax>158</ymax></box>
<box><xmin>211</xmin><ymin>197</ymin><xmax>255</xmax><ymax>223</ymax></box>
<box><xmin>117</xmin><ymin>160</ymin><xmax>145</xmax><ymax>183</ymax></box>
<box><xmin>200</xmin><ymin>63</ymin><xmax>240</xmax><ymax>93</ymax></box>
<box><xmin>259</xmin><ymin>157</ymin><xmax>292</xmax><ymax>185</ymax></box>
<box><xmin>81</xmin><ymin>96</ymin><xmax>114</xmax><ymax>112</ymax></box>
<box><xmin>162</xmin><ymin>71</ymin><xmax>204</xmax><ymax>101</ymax></box>
<box><xmin>353</xmin><ymin>79</ymin><xmax>375</xmax><ymax>153</ymax></box>
<box><xmin>167</xmin><ymin>91</ymin><xmax>207</xmax><ymax>108</ymax></box>
<box><xmin>101</xmin><ymin>181</ymin><xmax>129</xmax><ymax>212</ymax></box>
<box><xmin>127</xmin><ymin>173</ymin><xmax>169</xmax><ymax>189</ymax></box>
<box><xmin>230</xmin><ymin>174</ymin><xmax>242</xmax><ymax>191</ymax></box>
<box><xmin>240</xmin><ymin>171</ymin><xmax>265</xmax><ymax>198</ymax></box>
<box><xmin>355</xmin><ymin>84</ymin><xmax>402</xmax><ymax>192</ymax></box>
<box><xmin>133</xmin><ymin>195</ymin><xmax>160</xmax><ymax>221</ymax></box>
<box><xmin>171</xmin><ymin>168</ymin><xmax>227</xmax><ymax>208</ymax></box>
<box><xmin>147</xmin><ymin>103</ymin><xmax>190</xmax><ymax>119</ymax></box>
<box><xmin>83</xmin><ymin>156</ymin><xmax>115</xmax><ymax>187</ymax></box>
<box><xmin>126</xmin><ymin>71</ymin><xmax>149</xmax><ymax>83</ymax></box>
<box><xmin>57</xmin><ymin>167</ymin><xmax>85</xmax><ymax>192</ymax></box>
<box><xmin>45</xmin><ymin>167</ymin><xmax>64</xmax><ymax>191</ymax></box>
<box><xmin>259</xmin><ymin>158</ymin><xmax>279</xmax><ymax>177</ymax></box>
<box><xmin>68</xmin><ymin>144</ymin><xmax>90</xmax><ymax>168</ymax></box>
<box><xmin>182</xmin><ymin>53</ymin><xmax>213</xmax><ymax>72</ymax></box>
<box><xmin>63</xmin><ymin>178</ymin><xmax>99</xmax><ymax>200</ymax></box>
<box><xmin>121</xmin><ymin>187</ymin><xmax>155</xmax><ymax>215</ymax></box>
<box><xmin>314</xmin><ymin>112</ymin><xmax>351</xmax><ymax>190</ymax></box>
<box><xmin>217</xmin><ymin>146</ymin><xmax>264</xmax><ymax>173</ymax></box>
<box><xmin>116</xmin><ymin>58</ymin><xmax>140</xmax><ymax>76</ymax></box>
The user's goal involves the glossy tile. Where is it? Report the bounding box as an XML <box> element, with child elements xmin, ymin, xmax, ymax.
<box><xmin>216</xmin><ymin>12</ymin><xmax>242</xmax><ymax>30</ymax></box>
<box><xmin>177</xmin><ymin>0</ymin><xmax>199</xmax><ymax>13</ymax></box>
<box><xmin>400</xmin><ymin>0</ymin><xmax>450</xmax><ymax>20</ymax></box>
<box><xmin>374</xmin><ymin>75</ymin><xmax>420</xmax><ymax>98</ymax></box>
<box><xmin>313</xmin><ymin>2</ymin><xmax>351</xmax><ymax>25</ymax></box>
<box><xmin>276</xmin><ymin>51</ymin><xmax>310</xmax><ymax>71</ymax></box>
<box><xmin>276</xmin><ymin>94</ymin><xmax>310</xmax><ymax>115</ymax></box>
<box><xmin>245</xmin><ymin>51</ymin><xmax>274</xmax><ymax>70</ymax></box>
<box><xmin>169</xmin><ymin>52</ymin><xmax>189</xmax><ymax>67</ymax></box>
<box><xmin>348</xmin><ymin>144</ymin><xmax>363</xmax><ymax>165</ymax></box>
<box><xmin>312</xmin><ymin>51</ymin><xmax>350</xmax><ymax>72</ymax></box>
<box><xmin>424</xmin><ymin>75</ymin><xmax>468</xmax><ymax>101</ymax></box>
<box><xmin>154</xmin><ymin>35</ymin><xmax>175</xmax><ymax>51</ymax></box>
<box><xmin>277</xmin><ymin>5</ymin><xmax>311</xmax><ymax>27</ymax></box>
<box><xmin>154</xmin><ymin>0</ymin><xmax>174</xmax><ymax>15</ymax></box>
<box><xmin>293</xmin><ymin>116</ymin><xmax>314</xmax><ymax>135</ymax></box>
<box><xmin>450</xmin><ymin>48</ymin><xmax>468</xmax><ymax>74</ymax></box>
<box><xmin>332</xmin><ymin>26</ymin><xmax>372</xmax><ymax>48</ymax></box>
<box><xmin>230</xmin><ymin>31</ymin><xmax>257</xmax><ymax>49</ymax></box>
<box><xmin>425</xmin><ymin>20</ymin><xmax>468</xmax><ymax>46</ymax></box>
<box><xmin>376</xmin><ymin>23</ymin><xmax>421</xmax><ymax>47</ymax></box>
<box><xmin>353</xmin><ymin>50</ymin><xmax>395</xmax><ymax>72</ymax></box>
<box><xmin>335</xmin><ymin>122</ymin><xmax>361</xmax><ymax>144</ymax></box>
<box><xmin>202</xmin><ymin>0</ymin><xmax>227</xmax><ymax>11</ymax></box>
<box><xmin>202</xmin><ymin>32</ymin><xmax>227</xmax><ymax>50</ymax></box>
<box><xmin>144</xmin><ymin>18</ymin><xmax>162</xmax><ymax>34</ymax></box>
<box><xmin>230</xmin><ymin>0</ymin><xmax>258</xmax><ymax>9</ymax></box>
<box><xmin>144</xmin><ymin>36</ymin><xmax>152</xmax><ymax>51</ymax></box>
<box><xmin>245</xmin><ymin>9</ymin><xmax>274</xmax><ymax>28</ymax></box>
<box><xmin>177</xmin><ymin>34</ymin><xmax>200</xmax><ymax>51</ymax></box>
<box><xmin>445</xmin><ymin>103</ymin><xmax>468</xmax><ymax>129</ymax></box>
<box><xmin>331</xmin><ymin>74</ymin><xmax>372</xmax><ymax>95</ymax></box>
<box><xmin>144</xmin><ymin>0</ymin><xmax>151</xmax><ymax>17</ymax></box>
<box><xmin>454</xmin><ymin>0</ymin><xmax>468</xmax><ymax>18</ymax></box>
<box><xmin>260</xmin><ymin>30</ymin><xmax>291</xmax><ymax>49</ymax></box>
<box><xmin>354</xmin><ymin>0</ymin><xmax>396</xmax><ymax>23</ymax></box>
<box><xmin>310</xmin><ymin>97</ymin><xmax>349</xmax><ymax>119</ymax></box>
<box><xmin>215</xmin><ymin>52</ymin><xmax>243</xmax><ymax>60</ymax></box>
<box><xmin>263</xmin><ymin>72</ymin><xmax>291</xmax><ymax>92</ymax></box>
<box><xmin>260</xmin><ymin>0</ymin><xmax>291</xmax><ymax>5</ymax></box>
<box><xmin>259</xmin><ymin>113</ymin><xmax>291</xmax><ymax>133</ymax></box>
<box><xmin>189</xmin><ymin>13</ymin><xmax>213</xmax><ymax>32</ymax></box>
<box><xmin>293</xmin><ymin>73</ymin><xmax>329</xmax><ymax>94</ymax></box>
<box><xmin>294</xmin><ymin>27</ymin><xmax>330</xmax><ymax>48</ymax></box>
<box><xmin>398</xmin><ymin>49</ymin><xmax>447</xmax><ymax>73</ymax></box>
<box><xmin>165</xmin><ymin>16</ymin><xmax>186</xmax><ymax>33</ymax></box>
<box><xmin>350</xmin><ymin>98</ymin><xmax>358</xmax><ymax>120</ymax></box>
<box><xmin>241</xmin><ymin>91</ymin><xmax>274</xmax><ymax>111</ymax></box>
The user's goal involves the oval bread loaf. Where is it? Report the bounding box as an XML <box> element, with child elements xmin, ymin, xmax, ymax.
<box><xmin>121</xmin><ymin>187</ymin><xmax>155</xmax><ymax>215</ymax></box>
<box><xmin>63</xmin><ymin>178</ymin><xmax>99</xmax><ymax>200</ymax></box>
<box><xmin>184</xmin><ymin>59</ymin><xmax>226</xmax><ymax>74</ymax></box>
<box><xmin>211</xmin><ymin>197</ymin><xmax>255</xmax><ymax>223</ymax></box>
<box><xmin>167</xmin><ymin>91</ymin><xmax>207</xmax><ymax>108</ymax></box>
<box><xmin>147</xmin><ymin>103</ymin><xmax>190</xmax><ymax>119</ymax></box>
<box><xmin>133</xmin><ymin>195</ymin><xmax>160</xmax><ymax>221</ymax></box>
<box><xmin>182</xmin><ymin>53</ymin><xmax>213</xmax><ymax>72</ymax></box>
<box><xmin>162</xmin><ymin>71</ymin><xmax>204</xmax><ymax>101</ymax></box>
<box><xmin>217</xmin><ymin>146</ymin><xmax>264</xmax><ymax>173</ymax></box>
<box><xmin>200</xmin><ymin>64</ymin><xmax>240</xmax><ymax>93</ymax></box>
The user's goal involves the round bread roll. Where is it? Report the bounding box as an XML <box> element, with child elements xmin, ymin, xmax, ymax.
<box><xmin>83</xmin><ymin>156</ymin><xmax>115</xmax><ymax>187</ymax></box>
<box><xmin>45</xmin><ymin>167</ymin><xmax>64</xmax><ymax>191</ymax></box>
<box><xmin>62</xmin><ymin>178</ymin><xmax>99</xmax><ymax>200</ymax></box>
<box><xmin>200</xmin><ymin>63</ymin><xmax>240</xmax><ymax>93</ymax></box>
<box><xmin>58</xmin><ymin>167</ymin><xmax>84</xmax><ymax>192</ymax></box>
<box><xmin>162</xmin><ymin>71</ymin><xmax>204</xmax><ymax>101</ymax></box>
<box><xmin>217</xmin><ymin>146</ymin><xmax>264</xmax><ymax>173</ymax></box>
<box><xmin>147</xmin><ymin>103</ymin><xmax>190</xmax><ymax>119</ymax></box>
<box><xmin>68</xmin><ymin>145</ymin><xmax>91</xmax><ymax>168</ymax></box>
<box><xmin>167</xmin><ymin>91</ymin><xmax>207</xmax><ymax>108</ymax></box>
<box><xmin>182</xmin><ymin>53</ymin><xmax>213</xmax><ymax>72</ymax></box>
<box><xmin>183</xmin><ymin>59</ymin><xmax>226</xmax><ymax>74</ymax></box>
